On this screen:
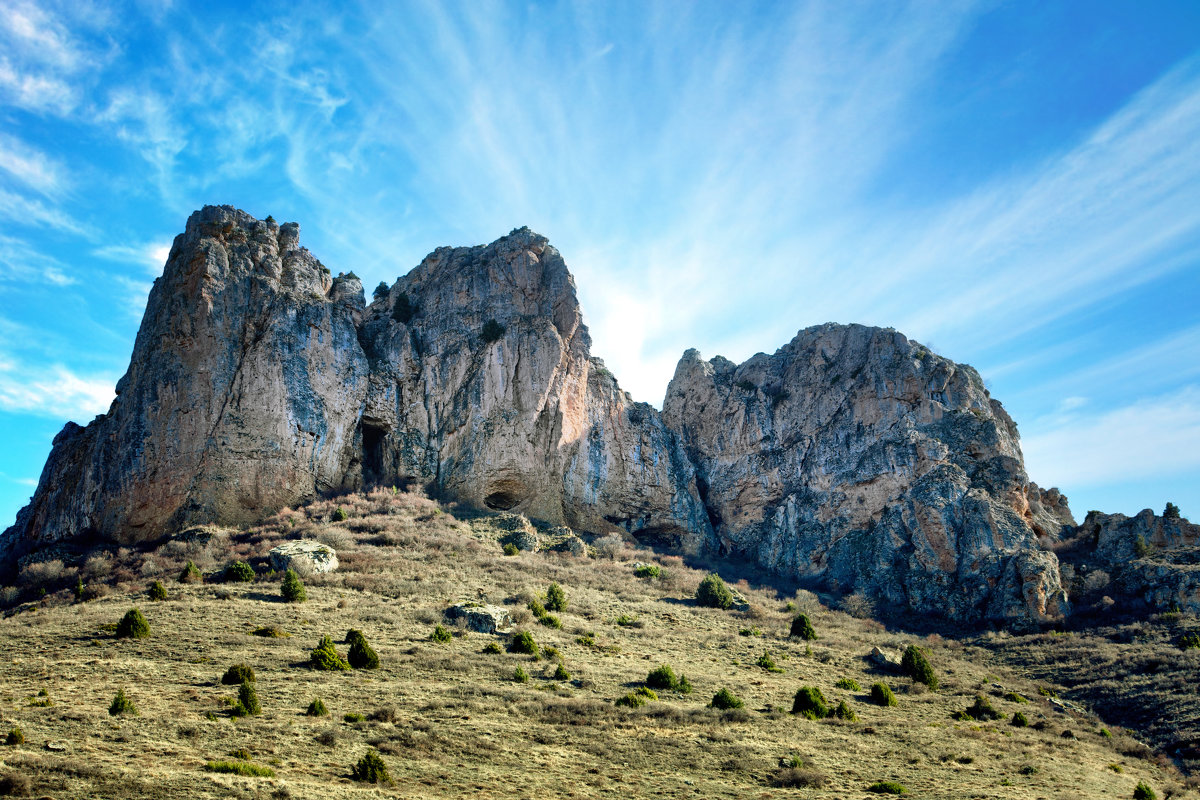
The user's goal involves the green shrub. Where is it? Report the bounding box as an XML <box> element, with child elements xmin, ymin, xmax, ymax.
<box><xmin>513</xmin><ymin>666</ymin><xmax>529</xmax><ymax>683</ymax></box>
<box><xmin>614</xmin><ymin>614</ymin><xmax>641</xmax><ymax>627</ymax></box>
<box><xmin>430</xmin><ymin>624</ymin><xmax>453</xmax><ymax>643</ymax></box>
<box><xmin>109</xmin><ymin>688</ymin><xmax>137</xmax><ymax>716</ymax></box>
<box><xmin>615</xmin><ymin>691</ymin><xmax>646</xmax><ymax>708</ymax></box>
<box><xmin>306</xmin><ymin>698</ymin><xmax>329</xmax><ymax>717</ymax></box>
<box><xmin>539</xmin><ymin>613</ymin><xmax>562</xmax><ymax>629</ymax></box>
<box><xmin>545</xmin><ymin>582</ymin><xmax>568</xmax><ymax>612</ymax></box>
<box><xmin>344</xmin><ymin>712</ymin><xmax>365</xmax><ymax>723</ymax></box>
<box><xmin>866</xmin><ymin>781</ymin><xmax>907</xmax><ymax>795</ymax></box>
<box><xmin>792</xmin><ymin>686</ymin><xmax>830</xmax><ymax>719</ymax></box>
<box><xmin>391</xmin><ymin>292</ymin><xmax>417</xmax><ymax>324</ymax></box>
<box><xmin>223</xmin><ymin>561</ymin><xmax>254</xmax><ymax>583</ymax></box>
<box><xmin>784</xmin><ymin>600</ymin><xmax>797</xmax><ymax>612</ymax></box>
<box><xmin>179</xmin><ymin>560</ymin><xmax>202</xmax><ymax>583</ymax></box>
<box><xmin>237</xmin><ymin>680</ymin><xmax>261</xmax><ymax>716</ymax></box>
<box><xmin>1134</xmin><ymin>535</ymin><xmax>1150</xmax><ymax>558</ymax></box>
<box><xmin>221</xmin><ymin>664</ymin><xmax>255</xmax><ymax>685</ymax></box>
<box><xmin>836</xmin><ymin>677</ymin><xmax>861</xmax><ymax>691</ymax></box>
<box><xmin>280</xmin><ymin>569</ymin><xmax>306</xmax><ymax>603</ymax></box>
<box><xmin>148</xmin><ymin>580</ymin><xmax>167</xmax><ymax>601</ymax></box>
<box><xmin>332</xmin><ymin>506</ymin><xmax>348</xmax><ymax>522</ymax></box>
<box><xmin>1003</xmin><ymin>691</ymin><xmax>1028</xmax><ymax>703</ymax></box>
<box><xmin>1011</xmin><ymin>711</ymin><xmax>1028</xmax><ymax>727</ymax></box>
<box><xmin>901</xmin><ymin>645</ymin><xmax>938</xmax><ymax>691</ymax></box>
<box><xmin>710</xmin><ymin>688</ymin><xmax>744</xmax><ymax>710</ymax></box>
<box><xmin>310</xmin><ymin>635</ymin><xmax>351</xmax><ymax>671</ymax></box>
<box><xmin>1179</xmin><ymin>633</ymin><xmax>1200</xmax><ymax>650</ymax></box>
<box><xmin>870</xmin><ymin>682</ymin><xmax>897</xmax><ymax>707</ymax></box>
<box><xmin>205</xmin><ymin>761</ymin><xmax>275</xmax><ymax>777</ymax></box>
<box><xmin>676</xmin><ymin>674</ymin><xmax>693</xmax><ymax>694</ymax></box>
<box><xmin>634</xmin><ymin>564</ymin><xmax>660</xmax><ymax>578</ymax></box>
<box><xmin>756</xmin><ymin>651</ymin><xmax>784</xmax><ymax>673</ymax></box>
<box><xmin>1164</xmin><ymin>502</ymin><xmax>1181</xmax><ymax>519</ymax></box>
<box><xmin>481</xmin><ymin>319</ymin><xmax>506</xmax><ymax>343</ymax></box>
<box><xmin>834</xmin><ymin>699</ymin><xmax>857</xmax><ymax>721</ymax></box>
<box><xmin>5</xmin><ymin>727</ymin><xmax>23</xmax><ymax>745</ymax></box>
<box><xmin>696</xmin><ymin>573</ymin><xmax>734</xmax><ymax>609</ymax></box>
<box><xmin>527</xmin><ymin>598</ymin><xmax>547</xmax><ymax>617</ymax></box>
<box><xmin>352</xmin><ymin>750</ymin><xmax>392</xmax><ymax>784</ymax></box>
<box><xmin>553</xmin><ymin>663</ymin><xmax>570</xmax><ymax>681</ymax></box>
<box><xmin>252</xmin><ymin>626</ymin><xmax>289</xmax><ymax>638</ymax></box>
<box><xmin>373</xmin><ymin>282</ymin><xmax>389</xmax><ymax>301</ymax></box>
<box><xmin>646</xmin><ymin>664</ymin><xmax>679</xmax><ymax>690</ymax></box>
<box><xmin>483</xmin><ymin>642</ymin><xmax>502</xmax><ymax>654</ymax></box>
<box><xmin>348</xmin><ymin>633</ymin><xmax>379</xmax><ymax>669</ymax></box>
<box><xmin>510</xmin><ymin>630</ymin><xmax>538</xmax><ymax>656</ymax></box>
<box><xmin>503</xmin><ymin>543</ymin><xmax>519</xmax><ymax>556</ymax></box>
<box><xmin>74</xmin><ymin>575</ymin><xmax>85</xmax><ymax>600</ymax></box>
<box><xmin>1134</xmin><ymin>781</ymin><xmax>1158</xmax><ymax>800</ymax></box>
<box><xmin>961</xmin><ymin>694</ymin><xmax>1004</xmax><ymax>721</ymax></box>
<box><xmin>116</xmin><ymin>608</ymin><xmax>150</xmax><ymax>639</ymax></box>
<box><xmin>790</xmin><ymin>613</ymin><xmax>817</xmax><ymax>640</ymax></box>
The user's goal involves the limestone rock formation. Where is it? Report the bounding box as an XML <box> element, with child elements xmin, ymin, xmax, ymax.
<box><xmin>661</xmin><ymin>325</ymin><xmax>1070</xmax><ymax>626</ymax></box>
<box><xmin>269</xmin><ymin>541</ymin><xmax>339</xmax><ymax>575</ymax></box>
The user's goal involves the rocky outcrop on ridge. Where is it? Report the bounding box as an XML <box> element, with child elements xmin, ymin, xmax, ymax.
<box><xmin>661</xmin><ymin>326</ymin><xmax>1070</xmax><ymax>626</ymax></box>
<box><xmin>3</xmin><ymin>205</ymin><xmax>1076</xmax><ymax>627</ymax></box>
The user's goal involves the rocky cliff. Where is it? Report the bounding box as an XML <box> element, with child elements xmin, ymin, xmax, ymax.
<box><xmin>3</xmin><ymin>205</ymin><xmax>1074</xmax><ymax>626</ymax></box>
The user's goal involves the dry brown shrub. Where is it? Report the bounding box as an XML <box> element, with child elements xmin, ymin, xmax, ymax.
<box><xmin>20</xmin><ymin>559</ymin><xmax>64</xmax><ymax>587</ymax></box>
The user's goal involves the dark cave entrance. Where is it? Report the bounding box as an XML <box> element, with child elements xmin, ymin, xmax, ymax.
<box><xmin>361</xmin><ymin>420</ymin><xmax>388</xmax><ymax>488</ymax></box>
<box><xmin>484</xmin><ymin>478</ymin><xmax>527</xmax><ymax>511</ymax></box>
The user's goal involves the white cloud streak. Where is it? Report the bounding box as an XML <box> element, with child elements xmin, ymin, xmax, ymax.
<box><xmin>0</xmin><ymin>359</ymin><xmax>115</xmax><ymax>422</ymax></box>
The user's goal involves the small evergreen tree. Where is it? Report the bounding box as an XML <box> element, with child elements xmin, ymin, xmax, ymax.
<box><xmin>509</xmin><ymin>630</ymin><xmax>538</xmax><ymax>656</ymax></box>
<box><xmin>833</xmin><ymin>699</ymin><xmax>857</xmax><ymax>721</ymax></box>
<box><xmin>237</xmin><ymin>679</ymin><xmax>261</xmax><ymax>716</ymax></box>
<box><xmin>901</xmin><ymin>645</ymin><xmax>938</xmax><ymax>691</ymax></box>
<box><xmin>545</xmin><ymin>582</ymin><xmax>568</xmax><ymax>612</ymax></box>
<box><xmin>223</xmin><ymin>561</ymin><xmax>254</xmax><ymax>583</ymax></box>
<box><xmin>280</xmin><ymin>569</ymin><xmax>306</xmax><ymax>603</ymax></box>
<box><xmin>481</xmin><ymin>319</ymin><xmax>506</xmax><ymax>343</ymax></box>
<box><xmin>373</xmin><ymin>282</ymin><xmax>389</xmax><ymax>302</ymax></box>
<box><xmin>109</xmin><ymin>688</ymin><xmax>137</xmax><ymax>716</ymax></box>
<box><xmin>790</xmin><ymin>613</ymin><xmax>818</xmax><ymax>640</ymax></box>
<box><xmin>709</xmin><ymin>688</ymin><xmax>744</xmax><ymax>709</ymax></box>
<box><xmin>221</xmin><ymin>664</ymin><xmax>255</xmax><ymax>685</ymax></box>
<box><xmin>696</xmin><ymin>573</ymin><xmax>734</xmax><ymax>609</ymax></box>
<box><xmin>792</xmin><ymin>686</ymin><xmax>830</xmax><ymax>719</ymax></box>
<box><xmin>1134</xmin><ymin>781</ymin><xmax>1157</xmax><ymax>800</ymax></box>
<box><xmin>306</xmin><ymin>698</ymin><xmax>329</xmax><ymax>716</ymax></box>
<box><xmin>74</xmin><ymin>576</ymin><xmax>85</xmax><ymax>600</ymax></box>
<box><xmin>348</xmin><ymin>631</ymin><xmax>380</xmax><ymax>669</ymax></box>
<box><xmin>1164</xmin><ymin>502</ymin><xmax>1181</xmax><ymax>519</ymax></box>
<box><xmin>430</xmin><ymin>624</ymin><xmax>453</xmax><ymax>643</ymax></box>
<box><xmin>870</xmin><ymin>682</ymin><xmax>898</xmax><ymax>707</ymax></box>
<box><xmin>332</xmin><ymin>506</ymin><xmax>348</xmax><ymax>522</ymax></box>
<box><xmin>5</xmin><ymin>727</ymin><xmax>24</xmax><ymax>745</ymax></box>
<box><xmin>179</xmin><ymin>560</ymin><xmax>202</xmax><ymax>583</ymax></box>
<box><xmin>310</xmin><ymin>635</ymin><xmax>351</xmax><ymax>671</ymax></box>
<box><xmin>116</xmin><ymin>608</ymin><xmax>150</xmax><ymax>639</ymax></box>
<box><xmin>148</xmin><ymin>580</ymin><xmax>167</xmax><ymax>601</ymax></box>
<box><xmin>352</xmin><ymin>750</ymin><xmax>392</xmax><ymax>784</ymax></box>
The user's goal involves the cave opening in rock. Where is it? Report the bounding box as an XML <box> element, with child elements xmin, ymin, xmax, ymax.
<box><xmin>484</xmin><ymin>479</ymin><xmax>526</xmax><ymax>511</ymax></box>
<box><xmin>361</xmin><ymin>421</ymin><xmax>387</xmax><ymax>488</ymax></box>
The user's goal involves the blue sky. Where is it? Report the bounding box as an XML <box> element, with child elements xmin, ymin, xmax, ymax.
<box><xmin>1</xmin><ymin>1</ymin><xmax>1198</xmax><ymax>530</ymax></box>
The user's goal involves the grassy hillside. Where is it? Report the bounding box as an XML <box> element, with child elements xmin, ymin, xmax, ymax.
<box><xmin>0</xmin><ymin>489</ymin><xmax>1192</xmax><ymax>798</ymax></box>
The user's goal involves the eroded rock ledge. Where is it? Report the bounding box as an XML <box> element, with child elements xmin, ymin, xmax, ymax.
<box><xmin>3</xmin><ymin>205</ymin><xmax>1080</xmax><ymax>627</ymax></box>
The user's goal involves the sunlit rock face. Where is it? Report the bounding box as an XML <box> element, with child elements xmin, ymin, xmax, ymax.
<box><xmin>3</xmin><ymin>206</ymin><xmax>1073</xmax><ymax>628</ymax></box>
<box><xmin>660</xmin><ymin>324</ymin><xmax>1070</xmax><ymax>627</ymax></box>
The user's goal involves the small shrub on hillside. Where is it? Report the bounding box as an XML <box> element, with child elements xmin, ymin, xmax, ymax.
<box><xmin>306</xmin><ymin>699</ymin><xmax>329</xmax><ymax>716</ymax></box>
<box><xmin>148</xmin><ymin>580</ymin><xmax>167</xmax><ymax>601</ymax></box>
<box><xmin>1011</xmin><ymin>711</ymin><xmax>1029</xmax><ymax>727</ymax></box>
<box><xmin>483</xmin><ymin>642</ymin><xmax>502</xmax><ymax>654</ymax></box>
<box><xmin>116</xmin><ymin>608</ymin><xmax>150</xmax><ymax>639</ymax></box>
<box><xmin>773</xmin><ymin>767</ymin><xmax>829</xmax><ymax>788</ymax></box>
<box><xmin>513</xmin><ymin>666</ymin><xmax>529</xmax><ymax>683</ymax></box>
<box><xmin>527</xmin><ymin>598</ymin><xmax>547</xmax><ymax>617</ymax></box>
<box><xmin>539</xmin><ymin>613</ymin><xmax>562</xmax><ymax>629</ymax></box>
<box><xmin>870</xmin><ymin>682</ymin><xmax>898</xmax><ymax>707</ymax></box>
<box><xmin>635</xmin><ymin>564</ymin><xmax>661</xmax><ymax>578</ymax></box>
<box><xmin>352</xmin><ymin>751</ymin><xmax>392</xmax><ymax>784</ymax></box>
<box><xmin>1003</xmin><ymin>691</ymin><xmax>1028</xmax><ymax>703</ymax></box>
<box><xmin>866</xmin><ymin>781</ymin><xmax>908</xmax><ymax>795</ymax></box>
<box><xmin>503</xmin><ymin>542</ymin><xmax>519</xmax><ymax>556</ymax></box>
<box><xmin>5</xmin><ymin>727</ymin><xmax>23</xmax><ymax>745</ymax></box>
<box><xmin>0</xmin><ymin>771</ymin><xmax>32</xmax><ymax>796</ymax></box>
<box><xmin>792</xmin><ymin>686</ymin><xmax>830</xmax><ymax>719</ymax></box>
<box><xmin>332</xmin><ymin>506</ymin><xmax>348</xmax><ymax>522</ymax></box>
<box><xmin>545</xmin><ymin>582</ymin><xmax>568</xmax><ymax>612</ymax></box>
<box><xmin>836</xmin><ymin>677</ymin><xmax>861</xmax><ymax>691</ymax></box>
<box><xmin>430</xmin><ymin>624</ymin><xmax>453</xmax><ymax>643</ymax></box>
<box><xmin>252</xmin><ymin>626</ymin><xmax>289</xmax><ymax>638</ymax></box>
<box><xmin>614</xmin><ymin>614</ymin><xmax>642</xmax><ymax>627</ymax></box>
<box><xmin>392</xmin><ymin>292</ymin><xmax>417</xmax><ymax>324</ymax></box>
<box><xmin>756</xmin><ymin>651</ymin><xmax>784</xmax><ymax>673</ymax></box>
<box><xmin>710</xmin><ymin>688</ymin><xmax>744</xmax><ymax>710</ymax></box>
<box><xmin>1134</xmin><ymin>781</ymin><xmax>1158</xmax><ymax>800</ymax></box>
<box><xmin>696</xmin><ymin>573</ymin><xmax>734</xmax><ymax>609</ymax></box>
<box><xmin>790</xmin><ymin>613</ymin><xmax>818</xmax><ymax>640</ymax></box>
<box><xmin>834</xmin><ymin>699</ymin><xmax>857</xmax><ymax>721</ymax></box>
<box><xmin>901</xmin><ymin>645</ymin><xmax>938</xmax><ymax>691</ymax></box>
<box><xmin>205</xmin><ymin>761</ymin><xmax>275</xmax><ymax>777</ymax></box>
<box><xmin>343</xmin><ymin>712</ymin><xmax>365</xmax><ymax>723</ymax></box>
<box><xmin>109</xmin><ymin>688</ymin><xmax>137</xmax><ymax>716</ymax></box>
<box><xmin>1179</xmin><ymin>633</ymin><xmax>1200</xmax><ymax>650</ymax></box>
<box><xmin>646</xmin><ymin>664</ymin><xmax>678</xmax><ymax>690</ymax></box>
<box><xmin>510</xmin><ymin>630</ymin><xmax>538</xmax><ymax>656</ymax></box>
<box><xmin>281</xmin><ymin>569</ymin><xmax>306</xmax><ymax>602</ymax></box>
<box><xmin>221</xmin><ymin>664</ymin><xmax>255</xmax><ymax>685</ymax></box>
<box><xmin>235</xmin><ymin>680</ymin><xmax>261</xmax><ymax>716</ymax></box>
<box><xmin>615</xmin><ymin>691</ymin><xmax>647</xmax><ymax>708</ymax></box>
<box><xmin>553</xmin><ymin>663</ymin><xmax>570</xmax><ymax>681</ymax></box>
<box><xmin>223</xmin><ymin>561</ymin><xmax>254</xmax><ymax>583</ymax></box>
<box><xmin>348</xmin><ymin>631</ymin><xmax>380</xmax><ymax>669</ymax></box>
<box><xmin>311</xmin><ymin>635</ymin><xmax>351</xmax><ymax>671</ymax></box>
<box><xmin>959</xmin><ymin>694</ymin><xmax>1004</xmax><ymax>721</ymax></box>
<box><xmin>179</xmin><ymin>560</ymin><xmax>202</xmax><ymax>583</ymax></box>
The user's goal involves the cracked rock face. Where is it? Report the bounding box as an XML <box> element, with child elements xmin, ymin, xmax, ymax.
<box><xmin>661</xmin><ymin>325</ymin><xmax>1070</xmax><ymax>626</ymax></box>
<box><xmin>2</xmin><ymin>206</ymin><xmax>1072</xmax><ymax>627</ymax></box>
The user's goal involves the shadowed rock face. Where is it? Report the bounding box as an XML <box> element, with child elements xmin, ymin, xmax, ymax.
<box><xmin>3</xmin><ymin>205</ymin><xmax>1072</xmax><ymax>627</ymax></box>
<box><xmin>661</xmin><ymin>325</ymin><xmax>1070</xmax><ymax>626</ymax></box>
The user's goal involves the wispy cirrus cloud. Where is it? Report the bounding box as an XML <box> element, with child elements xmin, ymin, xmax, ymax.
<box><xmin>0</xmin><ymin>358</ymin><xmax>115</xmax><ymax>422</ymax></box>
<box><xmin>0</xmin><ymin>233</ymin><xmax>74</xmax><ymax>285</ymax></box>
<box><xmin>0</xmin><ymin>133</ymin><xmax>68</xmax><ymax>196</ymax></box>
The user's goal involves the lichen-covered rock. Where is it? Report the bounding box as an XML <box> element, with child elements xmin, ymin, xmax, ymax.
<box><xmin>445</xmin><ymin>603</ymin><xmax>512</xmax><ymax>633</ymax></box>
<box><xmin>661</xmin><ymin>325</ymin><xmax>1070</xmax><ymax>627</ymax></box>
<box><xmin>269</xmin><ymin>541</ymin><xmax>339</xmax><ymax>575</ymax></box>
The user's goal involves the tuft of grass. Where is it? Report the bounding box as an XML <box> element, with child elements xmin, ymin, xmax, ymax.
<box><xmin>344</xmin><ymin>712</ymin><xmax>365</xmax><ymax>723</ymax></box>
<box><xmin>351</xmin><ymin>750</ymin><xmax>392</xmax><ymax>784</ymax></box>
<box><xmin>109</xmin><ymin>688</ymin><xmax>137</xmax><ymax>716</ymax></box>
<box><xmin>281</xmin><ymin>569</ymin><xmax>306</xmax><ymax>603</ymax></box>
<box><xmin>870</xmin><ymin>682</ymin><xmax>898</xmax><ymax>707</ymax></box>
<box><xmin>696</xmin><ymin>573</ymin><xmax>734</xmax><ymax>609</ymax></box>
<box><xmin>710</xmin><ymin>688</ymin><xmax>744</xmax><ymax>710</ymax></box>
<box><xmin>790</xmin><ymin>613</ymin><xmax>818</xmax><ymax>640</ymax></box>
<box><xmin>306</xmin><ymin>698</ymin><xmax>329</xmax><ymax>716</ymax></box>
<box><xmin>115</xmin><ymin>608</ymin><xmax>150</xmax><ymax>639</ymax></box>
<box><xmin>310</xmin><ymin>635</ymin><xmax>351</xmax><ymax>671</ymax></box>
<box><xmin>204</xmin><ymin>761</ymin><xmax>275</xmax><ymax>777</ymax></box>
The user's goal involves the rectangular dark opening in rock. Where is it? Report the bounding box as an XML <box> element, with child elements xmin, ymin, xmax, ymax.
<box><xmin>361</xmin><ymin>421</ymin><xmax>387</xmax><ymax>488</ymax></box>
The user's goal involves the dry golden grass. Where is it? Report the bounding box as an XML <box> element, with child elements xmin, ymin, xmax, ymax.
<box><xmin>0</xmin><ymin>487</ymin><xmax>1192</xmax><ymax>798</ymax></box>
